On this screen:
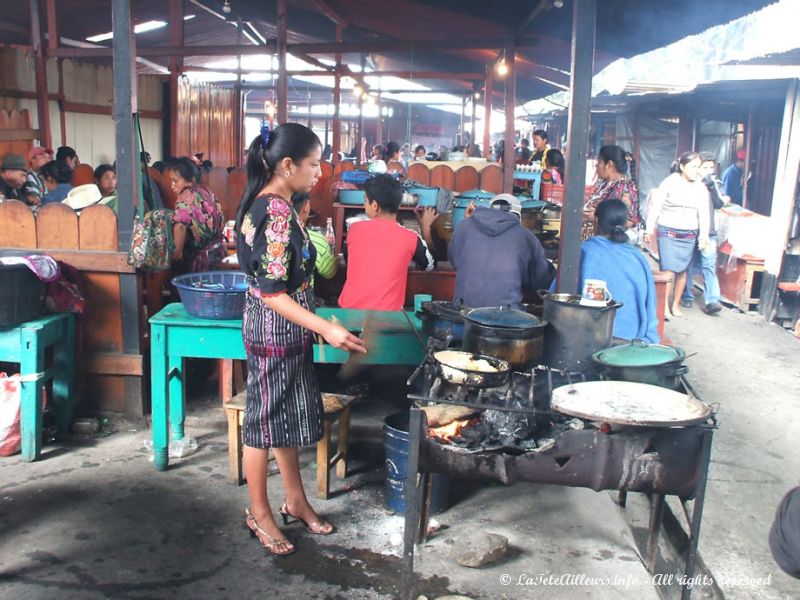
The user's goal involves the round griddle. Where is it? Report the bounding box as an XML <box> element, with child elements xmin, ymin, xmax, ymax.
<box><xmin>551</xmin><ymin>380</ymin><xmax>711</xmax><ymax>427</ymax></box>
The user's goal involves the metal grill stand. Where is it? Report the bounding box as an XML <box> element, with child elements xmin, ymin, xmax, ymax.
<box><xmin>400</xmin><ymin>355</ymin><xmax>716</xmax><ymax>600</ymax></box>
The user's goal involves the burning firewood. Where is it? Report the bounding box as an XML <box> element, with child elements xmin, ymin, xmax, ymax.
<box><xmin>421</xmin><ymin>404</ymin><xmax>479</xmax><ymax>428</ymax></box>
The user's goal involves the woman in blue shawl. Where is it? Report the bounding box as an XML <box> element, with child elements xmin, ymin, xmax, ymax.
<box><xmin>580</xmin><ymin>199</ymin><xmax>659</xmax><ymax>343</ymax></box>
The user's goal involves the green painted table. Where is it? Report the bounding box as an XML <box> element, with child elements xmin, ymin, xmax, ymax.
<box><xmin>0</xmin><ymin>313</ymin><xmax>75</xmax><ymax>461</ymax></box>
<box><xmin>149</xmin><ymin>299</ymin><xmax>429</xmax><ymax>471</ymax></box>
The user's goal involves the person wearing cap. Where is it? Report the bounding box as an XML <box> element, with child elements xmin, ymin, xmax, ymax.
<box><xmin>338</xmin><ymin>173</ymin><xmax>435</xmax><ymax>311</ymax></box>
<box><xmin>26</xmin><ymin>146</ymin><xmax>53</xmax><ymax>206</ymax></box>
<box><xmin>722</xmin><ymin>149</ymin><xmax>746</xmax><ymax>206</ymax></box>
<box><xmin>41</xmin><ymin>160</ymin><xmax>74</xmax><ymax>204</ymax></box>
<box><xmin>0</xmin><ymin>154</ymin><xmax>30</xmax><ymax>203</ymax></box>
<box><xmin>449</xmin><ymin>193</ymin><xmax>555</xmax><ymax>309</ymax></box>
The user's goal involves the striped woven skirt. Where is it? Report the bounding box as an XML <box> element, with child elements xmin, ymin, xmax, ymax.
<box><xmin>241</xmin><ymin>288</ymin><xmax>323</xmax><ymax>449</ymax></box>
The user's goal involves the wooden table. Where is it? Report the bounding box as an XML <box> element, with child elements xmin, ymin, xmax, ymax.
<box><xmin>149</xmin><ymin>300</ymin><xmax>428</xmax><ymax>471</ymax></box>
<box><xmin>717</xmin><ymin>241</ymin><xmax>765</xmax><ymax>312</ymax></box>
<box><xmin>0</xmin><ymin>313</ymin><xmax>75</xmax><ymax>461</ymax></box>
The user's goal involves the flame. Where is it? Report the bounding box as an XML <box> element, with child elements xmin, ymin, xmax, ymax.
<box><xmin>429</xmin><ymin>416</ymin><xmax>480</xmax><ymax>442</ymax></box>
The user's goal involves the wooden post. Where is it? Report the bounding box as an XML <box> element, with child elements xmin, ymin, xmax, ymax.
<box><xmin>277</xmin><ymin>0</ymin><xmax>288</xmax><ymax>124</ymax></box>
<box><xmin>470</xmin><ymin>95</ymin><xmax>477</xmax><ymax>149</ymax></box>
<box><xmin>112</xmin><ymin>0</ymin><xmax>143</xmax><ymax>415</ymax></box>
<box><xmin>168</xmin><ymin>0</ymin><xmax>184</xmax><ymax>156</ymax></box>
<box><xmin>332</xmin><ymin>24</ymin><xmax>342</xmax><ymax>165</ymax></box>
<box><xmin>759</xmin><ymin>79</ymin><xmax>800</xmax><ymax>316</ymax></box>
<box><xmin>376</xmin><ymin>92</ymin><xmax>383</xmax><ymax>146</ymax></box>
<box><xmin>558</xmin><ymin>0</ymin><xmax>596</xmax><ymax>293</ymax></box>
<box><xmin>483</xmin><ymin>65</ymin><xmax>493</xmax><ymax>159</ymax></box>
<box><xmin>743</xmin><ymin>103</ymin><xmax>754</xmax><ymax>209</ymax></box>
<box><xmin>460</xmin><ymin>96</ymin><xmax>466</xmax><ymax>147</ymax></box>
<box><xmin>30</xmin><ymin>0</ymin><xmax>52</xmax><ymax>149</ymax></box>
<box><xmin>676</xmin><ymin>115</ymin><xmax>694</xmax><ymax>154</ymax></box>
<box><xmin>502</xmin><ymin>40</ymin><xmax>516</xmax><ymax>193</ymax></box>
<box><xmin>356</xmin><ymin>54</ymin><xmax>365</xmax><ymax>167</ymax></box>
<box><xmin>45</xmin><ymin>0</ymin><xmax>66</xmax><ymax>146</ymax></box>
<box><xmin>234</xmin><ymin>18</ymin><xmax>243</xmax><ymax>165</ymax></box>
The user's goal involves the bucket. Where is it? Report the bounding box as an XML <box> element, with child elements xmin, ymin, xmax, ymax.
<box><xmin>539</xmin><ymin>292</ymin><xmax>622</xmax><ymax>373</ymax></box>
<box><xmin>384</xmin><ymin>412</ymin><xmax>450</xmax><ymax>515</ymax></box>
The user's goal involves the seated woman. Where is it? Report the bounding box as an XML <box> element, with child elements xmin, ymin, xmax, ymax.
<box><xmin>94</xmin><ymin>164</ymin><xmax>117</xmax><ymax>212</ymax></box>
<box><xmin>413</xmin><ymin>145</ymin><xmax>426</xmax><ymax>161</ymax></box>
<box><xmin>290</xmin><ymin>192</ymin><xmax>337</xmax><ymax>284</ymax></box>
<box><xmin>580</xmin><ymin>199</ymin><xmax>659</xmax><ymax>343</ymax></box>
<box><xmin>583</xmin><ymin>145</ymin><xmax>639</xmax><ymax>239</ymax></box>
<box><xmin>169</xmin><ymin>157</ymin><xmax>226</xmax><ymax>273</ymax></box>
<box><xmin>40</xmin><ymin>160</ymin><xmax>73</xmax><ymax>204</ymax></box>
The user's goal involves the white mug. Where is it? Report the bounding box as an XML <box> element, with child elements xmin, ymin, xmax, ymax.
<box><xmin>580</xmin><ymin>278</ymin><xmax>611</xmax><ymax>307</ymax></box>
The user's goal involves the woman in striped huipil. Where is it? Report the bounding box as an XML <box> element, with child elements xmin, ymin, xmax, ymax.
<box><xmin>235</xmin><ymin>123</ymin><xmax>366</xmax><ymax>556</ymax></box>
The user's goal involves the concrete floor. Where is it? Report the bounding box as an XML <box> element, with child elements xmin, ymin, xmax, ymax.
<box><xmin>1</xmin><ymin>304</ymin><xmax>798</xmax><ymax>600</ymax></box>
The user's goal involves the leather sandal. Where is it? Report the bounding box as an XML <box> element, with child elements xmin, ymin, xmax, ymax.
<box><xmin>279</xmin><ymin>500</ymin><xmax>335</xmax><ymax>535</ymax></box>
<box><xmin>245</xmin><ymin>508</ymin><xmax>296</xmax><ymax>555</ymax></box>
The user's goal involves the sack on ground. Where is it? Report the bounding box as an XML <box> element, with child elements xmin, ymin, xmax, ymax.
<box><xmin>128</xmin><ymin>208</ymin><xmax>175</xmax><ymax>271</ymax></box>
<box><xmin>0</xmin><ymin>373</ymin><xmax>21</xmax><ymax>456</ymax></box>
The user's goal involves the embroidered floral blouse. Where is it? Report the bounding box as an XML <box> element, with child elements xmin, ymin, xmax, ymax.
<box><xmin>173</xmin><ymin>184</ymin><xmax>225</xmax><ymax>270</ymax></box>
<box><xmin>584</xmin><ymin>178</ymin><xmax>640</xmax><ymax>225</ymax></box>
<box><xmin>237</xmin><ymin>193</ymin><xmax>316</xmax><ymax>296</ymax></box>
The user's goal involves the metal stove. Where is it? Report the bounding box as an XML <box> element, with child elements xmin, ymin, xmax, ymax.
<box><xmin>400</xmin><ymin>342</ymin><xmax>717</xmax><ymax>600</ymax></box>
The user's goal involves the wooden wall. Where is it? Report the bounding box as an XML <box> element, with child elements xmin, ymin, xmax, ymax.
<box><xmin>0</xmin><ymin>200</ymin><xmax>142</xmax><ymax>415</ymax></box>
<box><xmin>0</xmin><ymin>47</ymin><xmax>163</xmax><ymax>166</ymax></box>
<box><xmin>175</xmin><ymin>78</ymin><xmax>237</xmax><ymax>168</ymax></box>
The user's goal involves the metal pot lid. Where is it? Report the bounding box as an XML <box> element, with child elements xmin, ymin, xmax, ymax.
<box><xmin>420</xmin><ymin>300</ymin><xmax>466</xmax><ymax>322</ymax></box>
<box><xmin>465</xmin><ymin>306</ymin><xmax>543</xmax><ymax>329</ymax></box>
<box><xmin>593</xmin><ymin>341</ymin><xmax>686</xmax><ymax>367</ymax></box>
<box><xmin>551</xmin><ymin>380</ymin><xmax>711</xmax><ymax>427</ymax></box>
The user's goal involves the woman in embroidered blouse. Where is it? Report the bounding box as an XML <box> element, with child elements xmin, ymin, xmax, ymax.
<box><xmin>582</xmin><ymin>145</ymin><xmax>639</xmax><ymax>239</ymax></box>
<box><xmin>235</xmin><ymin>124</ymin><xmax>366</xmax><ymax>556</ymax></box>
<box><xmin>169</xmin><ymin>157</ymin><xmax>226</xmax><ymax>273</ymax></box>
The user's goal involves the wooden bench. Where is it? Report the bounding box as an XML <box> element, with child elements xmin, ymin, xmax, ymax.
<box><xmin>224</xmin><ymin>391</ymin><xmax>354</xmax><ymax>499</ymax></box>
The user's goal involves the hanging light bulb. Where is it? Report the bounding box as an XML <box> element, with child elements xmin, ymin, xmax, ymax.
<box><xmin>353</xmin><ymin>84</ymin><xmax>363</xmax><ymax>97</ymax></box>
<box><xmin>474</xmin><ymin>91</ymin><xmax>481</xmax><ymax>100</ymax></box>
<box><xmin>222</xmin><ymin>0</ymin><xmax>232</xmax><ymax>14</ymax></box>
<box><xmin>496</xmin><ymin>58</ymin><xmax>508</xmax><ymax>77</ymax></box>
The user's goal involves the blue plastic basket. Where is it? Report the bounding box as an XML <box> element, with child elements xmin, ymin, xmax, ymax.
<box><xmin>340</xmin><ymin>170</ymin><xmax>373</xmax><ymax>184</ymax></box>
<box><xmin>172</xmin><ymin>271</ymin><xmax>248</xmax><ymax>319</ymax></box>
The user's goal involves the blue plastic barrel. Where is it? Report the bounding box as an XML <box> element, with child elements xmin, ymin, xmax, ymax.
<box><xmin>384</xmin><ymin>412</ymin><xmax>450</xmax><ymax>515</ymax></box>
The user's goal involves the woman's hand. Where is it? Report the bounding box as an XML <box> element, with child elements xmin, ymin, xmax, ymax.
<box><xmin>698</xmin><ymin>238</ymin><xmax>708</xmax><ymax>251</ymax></box>
<box><xmin>322</xmin><ymin>322</ymin><xmax>367</xmax><ymax>354</ymax></box>
<box><xmin>464</xmin><ymin>201</ymin><xmax>477</xmax><ymax>218</ymax></box>
<box><xmin>415</xmin><ymin>206</ymin><xmax>438</xmax><ymax>230</ymax></box>
<box><xmin>643</xmin><ymin>233</ymin><xmax>652</xmax><ymax>244</ymax></box>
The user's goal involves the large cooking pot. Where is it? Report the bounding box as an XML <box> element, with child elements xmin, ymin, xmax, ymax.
<box><xmin>592</xmin><ymin>341</ymin><xmax>688</xmax><ymax>390</ymax></box>
<box><xmin>538</xmin><ymin>291</ymin><xmax>622</xmax><ymax>373</ymax></box>
<box><xmin>416</xmin><ymin>300</ymin><xmax>466</xmax><ymax>343</ymax></box>
<box><xmin>462</xmin><ymin>306</ymin><xmax>546</xmax><ymax>370</ymax></box>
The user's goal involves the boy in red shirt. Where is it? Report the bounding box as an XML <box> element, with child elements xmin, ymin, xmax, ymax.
<box><xmin>339</xmin><ymin>174</ymin><xmax>435</xmax><ymax>310</ymax></box>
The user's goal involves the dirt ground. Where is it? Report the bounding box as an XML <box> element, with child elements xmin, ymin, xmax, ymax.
<box><xmin>0</xmin><ymin>302</ymin><xmax>798</xmax><ymax>600</ymax></box>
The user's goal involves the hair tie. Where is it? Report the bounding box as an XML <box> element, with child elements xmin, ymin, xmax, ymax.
<box><xmin>260</xmin><ymin>122</ymin><xmax>271</xmax><ymax>150</ymax></box>
<box><xmin>614</xmin><ymin>224</ymin><xmax>626</xmax><ymax>233</ymax></box>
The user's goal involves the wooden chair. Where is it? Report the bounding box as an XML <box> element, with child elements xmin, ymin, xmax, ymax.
<box><xmin>37</xmin><ymin>203</ymin><xmax>79</xmax><ymax>249</ymax></box>
<box><xmin>407</xmin><ymin>163</ymin><xmax>430</xmax><ymax>185</ymax></box>
<box><xmin>334</xmin><ymin>161</ymin><xmax>355</xmax><ymax>177</ymax></box>
<box><xmin>480</xmin><ymin>164</ymin><xmax>503</xmax><ymax>194</ymax></box>
<box><xmin>226</xmin><ymin>168</ymin><xmax>247</xmax><ymax>217</ymax></box>
<box><xmin>454</xmin><ymin>165</ymin><xmax>479</xmax><ymax>192</ymax></box>
<box><xmin>386</xmin><ymin>160</ymin><xmax>405</xmax><ymax>175</ymax></box>
<box><xmin>70</xmin><ymin>164</ymin><xmax>96</xmax><ymax>187</ymax></box>
<box><xmin>0</xmin><ymin>200</ymin><xmax>36</xmax><ymax>247</ymax></box>
<box><xmin>224</xmin><ymin>392</ymin><xmax>354</xmax><ymax>499</ymax></box>
<box><xmin>430</xmin><ymin>164</ymin><xmax>455</xmax><ymax>191</ymax></box>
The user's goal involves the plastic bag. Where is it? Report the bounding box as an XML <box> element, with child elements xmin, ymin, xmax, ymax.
<box><xmin>0</xmin><ymin>373</ymin><xmax>21</xmax><ymax>456</ymax></box>
<box><xmin>142</xmin><ymin>435</ymin><xmax>198</xmax><ymax>460</ymax></box>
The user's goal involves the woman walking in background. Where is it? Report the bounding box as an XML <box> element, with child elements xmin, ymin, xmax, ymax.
<box><xmin>236</xmin><ymin>123</ymin><xmax>366</xmax><ymax>556</ymax></box>
<box><xmin>644</xmin><ymin>152</ymin><xmax>710</xmax><ymax>318</ymax></box>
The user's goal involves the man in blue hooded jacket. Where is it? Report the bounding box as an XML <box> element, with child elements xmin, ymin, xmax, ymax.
<box><xmin>449</xmin><ymin>194</ymin><xmax>555</xmax><ymax>309</ymax></box>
